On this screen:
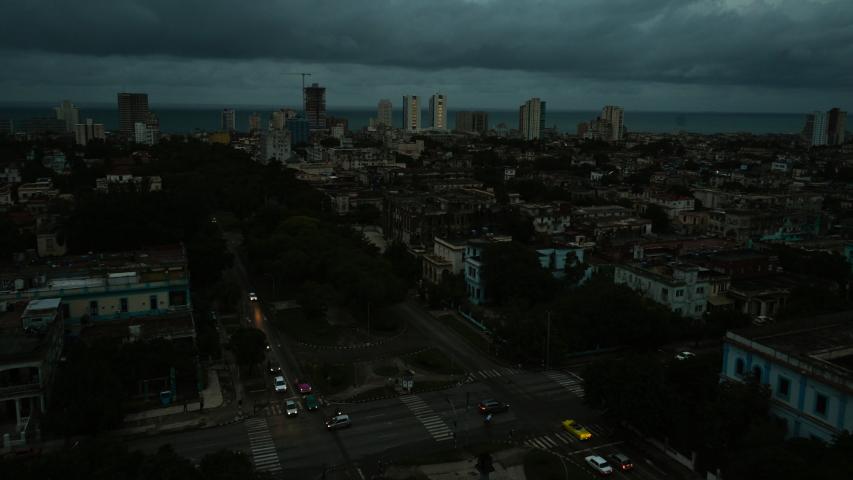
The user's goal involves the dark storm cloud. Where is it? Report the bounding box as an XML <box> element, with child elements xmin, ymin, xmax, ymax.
<box><xmin>2</xmin><ymin>0</ymin><xmax>853</xmax><ymax>89</ymax></box>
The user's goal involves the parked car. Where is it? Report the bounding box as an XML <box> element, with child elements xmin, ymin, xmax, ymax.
<box><xmin>326</xmin><ymin>414</ymin><xmax>351</xmax><ymax>431</ymax></box>
<box><xmin>675</xmin><ymin>351</ymin><xmax>695</xmax><ymax>361</ymax></box>
<box><xmin>477</xmin><ymin>399</ymin><xmax>510</xmax><ymax>415</ymax></box>
<box><xmin>248</xmin><ymin>292</ymin><xmax>259</xmax><ymax>302</ymax></box>
<box><xmin>585</xmin><ymin>455</ymin><xmax>613</xmax><ymax>475</ymax></box>
<box><xmin>610</xmin><ymin>453</ymin><xmax>634</xmax><ymax>472</ymax></box>
<box><xmin>274</xmin><ymin>376</ymin><xmax>287</xmax><ymax>393</ymax></box>
<box><xmin>285</xmin><ymin>399</ymin><xmax>298</xmax><ymax>417</ymax></box>
<box><xmin>562</xmin><ymin>419</ymin><xmax>592</xmax><ymax>440</ymax></box>
<box><xmin>296</xmin><ymin>381</ymin><xmax>313</xmax><ymax>394</ymax></box>
<box><xmin>305</xmin><ymin>394</ymin><xmax>319</xmax><ymax>411</ymax></box>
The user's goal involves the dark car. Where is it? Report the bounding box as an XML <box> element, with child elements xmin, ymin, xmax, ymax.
<box><xmin>326</xmin><ymin>414</ymin><xmax>351</xmax><ymax>431</ymax></box>
<box><xmin>478</xmin><ymin>399</ymin><xmax>510</xmax><ymax>414</ymax></box>
<box><xmin>610</xmin><ymin>453</ymin><xmax>634</xmax><ymax>472</ymax></box>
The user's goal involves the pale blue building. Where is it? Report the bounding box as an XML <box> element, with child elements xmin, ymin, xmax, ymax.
<box><xmin>722</xmin><ymin>317</ymin><xmax>853</xmax><ymax>442</ymax></box>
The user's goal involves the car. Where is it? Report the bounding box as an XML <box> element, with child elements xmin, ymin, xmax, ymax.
<box><xmin>248</xmin><ymin>292</ymin><xmax>259</xmax><ymax>302</ymax></box>
<box><xmin>326</xmin><ymin>414</ymin><xmax>351</xmax><ymax>431</ymax></box>
<box><xmin>296</xmin><ymin>381</ymin><xmax>312</xmax><ymax>394</ymax></box>
<box><xmin>273</xmin><ymin>375</ymin><xmax>287</xmax><ymax>393</ymax></box>
<box><xmin>268</xmin><ymin>362</ymin><xmax>282</xmax><ymax>375</ymax></box>
<box><xmin>478</xmin><ymin>399</ymin><xmax>510</xmax><ymax>415</ymax></box>
<box><xmin>265</xmin><ymin>343</ymin><xmax>271</xmax><ymax>352</ymax></box>
<box><xmin>609</xmin><ymin>453</ymin><xmax>634</xmax><ymax>472</ymax></box>
<box><xmin>675</xmin><ymin>351</ymin><xmax>695</xmax><ymax>361</ymax></box>
<box><xmin>285</xmin><ymin>400</ymin><xmax>298</xmax><ymax>417</ymax></box>
<box><xmin>562</xmin><ymin>419</ymin><xmax>592</xmax><ymax>441</ymax></box>
<box><xmin>305</xmin><ymin>394</ymin><xmax>319</xmax><ymax>411</ymax></box>
<box><xmin>585</xmin><ymin>455</ymin><xmax>613</xmax><ymax>475</ymax></box>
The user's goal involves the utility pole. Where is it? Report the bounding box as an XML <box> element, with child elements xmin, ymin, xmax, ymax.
<box><xmin>545</xmin><ymin>311</ymin><xmax>551</xmax><ymax>370</ymax></box>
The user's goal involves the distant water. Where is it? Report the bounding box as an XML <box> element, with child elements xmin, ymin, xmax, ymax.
<box><xmin>0</xmin><ymin>105</ymin><xmax>807</xmax><ymax>135</ymax></box>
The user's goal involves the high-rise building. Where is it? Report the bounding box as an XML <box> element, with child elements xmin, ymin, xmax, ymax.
<box><xmin>74</xmin><ymin>119</ymin><xmax>105</xmax><ymax>146</ymax></box>
<box><xmin>827</xmin><ymin>107</ymin><xmax>847</xmax><ymax>146</ymax></box>
<box><xmin>518</xmin><ymin>98</ymin><xmax>545</xmax><ymax>140</ymax></box>
<box><xmin>428</xmin><ymin>93</ymin><xmax>447</xmax><ymax>130</ymax></box>
<box><xmin>286</xmin><ymin>115</ymin><xmax>310</xmax><ymax>145</ymax></box>
<box><xmin>117</xmin><ymin>93</ymin><xmax>150</xmax><ymax>137</ymax></box>
<box><xmin>601</xmin><ymin>105</ymin><xmax>624</xmax><ymax>141</ymax></box>
<box><xmin>805</xmin><ymin>111</ymin><xmax>828</xmax><ymax>146</ymax></box>
<box><xmin>54</xmin><ymin>100</ymin><xmax>79</xmax><ymax>133</ymax></box>
<box><xmin>248</xmin><ymin>112</ymin><xmax>261</xmax><ymax>133</ymax></box>
<box><xmin>133</xmin><ymin>113</ymin><xmax>160</xmax><ymax>146</ymax></box>
<box><xmin>304</xmin><ymin>83</ymin><xmax>327</xmax><ymax>130</ymax></box>
<box><xmin>259</xmin><ymin>127</ymin><xmax>291</xmax><ymax>164</ymax></box>
<box><xmin>402</xmin><ymin>95</ymin><xmax>421</xmax><ymax>132</ymax></box>
<box><xmin>221</xmin><ymin>108</ymin><xmax>236</xmax><ymax>131</ymax></box>
<box><xmin>455</xmin><ymin>111</ymin><xmax>489</xmax><ymax>133</ymax></box>
<box><xmin>377</xmin><ymin>99</ymin><xmax>393</xmax><ymax>128</ymax></box>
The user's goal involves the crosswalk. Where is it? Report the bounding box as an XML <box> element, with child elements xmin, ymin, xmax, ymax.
<box><xmin>245</xmin><ymin>418</ymin><xmax>282</xmax><ymax>474</ymax></box>
<box><xmin>399</xmin><ymin>394</ymin><xmax>454</xmax><ymax>441</ymax></box>
<box><xmin>523</xmin><ymin>424</ymin><xmax>609</xmax><ymax>451</ymax></box>
<box><xmin>259</xmin><ymin>403</ymin><xmax>283</xmax><ymax>416</ymax></box>
<box><xmin>543</xmin><ymin>371</ymin><xmax>585</xmax><ymax>397</ymax></box>
<box><xmin>467</xmin><ymin>367</ymin><xmax>523</xmax><ymax>381</ymax></box>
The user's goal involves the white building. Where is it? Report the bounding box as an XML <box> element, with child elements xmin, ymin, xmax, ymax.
<box><xmin>601</xmin><ymin>105</ymin><xmax>624</xmax><ymax>141</ymax></box>
<box><xmin>134</xmin><ymin>121</ymin><xmax>159</xmax><ymax>146</ymax></box>
<box><xmin>377</xmin><ymin>99</ymin><xmax>393</xmax><ymax>128</ymax></box>
<box><xmin>74</xmin><ymin>118</ymin><xmax>105</xmax><ymax>146</ymax></box>
<box><xmin>54</xmin><ymin>100</ymin><xmax>79</xmax><ymax>133</ymax></box>
<box><xmin>221</xmin><ymin>108</ymin><xmax>236</xmax><ymax>131</ymax></box>
<box><xmin>429</xmin><ymin>94</ymin><xmax>447</xmax><ymax>131</ymax></box>
<box><xmin>810</xmin><ymin>111</ymin><xmax>828</xmax><ymax>146</ymax></box>
<box><xmin>260</xmin><ymin>127</ymin><xmax>291</xmax><ymax>164</ymax></box>
<box><xmin>402</xmin><ymin>95</ymin><xmax>421</xmax><ymax>132</ymax></box>
<box><xmin>613</xmin><ymin>263</ymin><xmax>709</xmax><ymax>318</ymax></box>
<box><xmin>519</xmin><ymin>98</ymin><xmax>545</xmax><ymax>140</ymax></box>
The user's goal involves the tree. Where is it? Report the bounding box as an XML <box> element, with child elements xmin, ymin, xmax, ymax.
<box><xmin>227</xmin><ymin>328</ymin><xmax>267</xmax><ymax>372</ymax></box>
<box><xmin>199</xmin><ymin>450</ymin><xmax>259</xmax><ymax>480</ymax></box>
<box><xmin>642</xmin><ymin>204</ymin><xmax>671</xmax><ymax>233</ymax></box>
<box><xmin>481</xmin><ymin>242</ymin><xmax>557</xmax><ymax>307</ymax></box>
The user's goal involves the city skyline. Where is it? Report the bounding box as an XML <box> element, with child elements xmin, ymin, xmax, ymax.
<box><xmin>1</xmin><ymin>1</ymin><xmax>852</xmax><ymax>112</ymax></box>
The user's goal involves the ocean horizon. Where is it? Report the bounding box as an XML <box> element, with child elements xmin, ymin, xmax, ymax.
<box><xmin>0</xmin><ymin>104</ymin><xmax>809</xmax><ymax>136</ymax></box>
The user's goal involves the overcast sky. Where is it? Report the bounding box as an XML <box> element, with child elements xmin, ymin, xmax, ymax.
<box><xmin>1</xmin><ymin>0</ymin><xmax>851</xmax><ymax>111</ymax></box>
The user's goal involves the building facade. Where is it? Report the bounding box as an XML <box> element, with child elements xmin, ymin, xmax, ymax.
<box><xmin>601</xmin><ymin>105</ymin><xmax>624</xmax><ymax>141</ymax></box>
<box><xmin>377</xmin><ymin>99</ymin><xmax>393</xmax><ymax>128</ymax></box>
<box><xmin>519</xmin><ymin>98</ymin><xmax>545</xmax><ymax>140</ymax></box>
<box><xmin>221</xmin><ymin>108</ymin><xmax>236</xmax><ymax>131</ymax></box>
<box><xmin>402</xmin><ymin>95</ymin><xmax>421</xmax><ymax>132</ymax></box>
<box><xmin>429</xmin><ymin>94</ymin><xmax>447</xmax><ymax>131</ymax></box>
<box><xmin>54</xmin><ymin>100</ymin><xmax>79</xmax><ymax>133</ymax></box>
<box><xmin>74</xmin><ymin>119</ymin><xmax>105</xmax><ymax>146</ymax></box>
<box><xmin>455</xmin><ymin>111</ymin><xmax>489</xmax><ymax>134</ymax></box>
<box><xmin>613</xmin><ymin>263</ymin><xmax>710</xmax><ymax>318</ymax></box>
<box><xmin>260</xmin><ymin>127</ymin><xmax>291</xmax><ymax>164</ymax></box>
<box><xmin>304</xmin><ymin>83</ymin><xmax>327</xmax><ymax>130</ymax></box>
<box><xmin>827</xmin><ymin>108</ymin><xmax>847</xmax><ymax>146</ymax></box>
<box><xmin>722</xmin><ymin>319</ymin><xmax>853</xmax><ymax>442</ymax></box>
<box><xmin>117</xmin><ymin>92</ymin><xmax>150</xmax><ymax>137</ymax></box>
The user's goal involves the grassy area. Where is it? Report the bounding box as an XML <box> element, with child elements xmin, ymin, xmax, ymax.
<box><xmin>406</xmin><ymin>348</ymin><xmax>464</xmax><ymax>375</ymax></box>
<box><xmin>357</xmin><ymin>306</ymin><xmax>403</xmax><ymax>337</ymax></box>
<box><xmin>373</xmin><ymin>364</ymin><xmax>400</xmax><ymax>377</ymax></box>
<box><xmin>301</xmin><ymin>361</ymin><xmax>355</xmax><ymax>395</ymax></box>
<box><xmin>347</xmin><ymin>385</ymin><xmax>397</xmax><ymax>402</ymax></box>
<box><xmin>272</xmin><ymin>308</ymin><xmax>342</xmax><ymax>345</ymax></box>
<box><xmin>435</xmin><ymin>314</ymin><xmax>491</xmax><ymax>353</ymax></box>
<box><xmin>523</xmin><ymin>450</ymin><xmax>588</xmax><ymax>480</ymax></box>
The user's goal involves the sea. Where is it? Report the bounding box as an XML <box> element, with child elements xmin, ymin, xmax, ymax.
<box><xmin>0</xmin><ymin>104</ymin><xmax>808</xmax><ymax>136</ymax></box>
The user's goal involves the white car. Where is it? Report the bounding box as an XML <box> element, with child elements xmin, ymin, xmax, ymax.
<box><xmin>274</xmin><ymin>375</ymin><xmax>287</xmax><ymax>393</ymax></box>
<box><xmin>675</xmin><ymin>351</ymin><xmax>696</xmax><ymax>361</ymax></box>
<box><xmin>249</xmin><ymin>292</ymin><xmax>259</xmax><ymax>302</ymax></box>
<box><xmin>285</xmin><ymin>399</ymin><xmax>298</xmax><ymax>416</ymax></box>
<box><xmin>585</xmin><ymin>455</ymin><xmax>613</xmax><ymax>475</ymax></box>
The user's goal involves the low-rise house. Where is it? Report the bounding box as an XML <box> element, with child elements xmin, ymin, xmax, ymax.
<box><xmin>422</xmin><ymin>236</ymin><xmax>467</xmax><ymax>285</ymax></box>
<box><xmin>613</xmin><ymin>262</ymin><xmax>710</xmax><ymax>318</ymax></box>
<box><xmin>16</xmin><ymin>178</ymin><xmax>57</xmax><ymax>204</ymax></box>
<box><xmin>722</xmin><ymin>315</ymin><xmax>853</xmax><ymax>442</ymax></box>
<box><xmin>0</xmin><ymin>298</ymin><xmax>64</xmax><ymax>448</ymax></box>
<box><xmin>463</xmin><ymin>235</ymin><xmax>512</xmax><ymax>305</ymax></box>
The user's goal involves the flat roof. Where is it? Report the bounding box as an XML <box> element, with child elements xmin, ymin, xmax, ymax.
<box><xmin>24</xmin><ymin>297</ymin><xmax>61</xmax><ymax>311</ymax></box>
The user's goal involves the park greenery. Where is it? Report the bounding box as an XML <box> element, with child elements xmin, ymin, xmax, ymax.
<box><xmin>583</xmin><ymin>354</ymin><xmax>853</xmax><ymax>479</ymax></box>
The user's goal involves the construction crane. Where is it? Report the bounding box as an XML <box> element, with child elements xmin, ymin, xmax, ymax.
<box><xmin>283</xmin><ymin>72</ymin><xmax>312</xmax><ymax>112</ymax></box>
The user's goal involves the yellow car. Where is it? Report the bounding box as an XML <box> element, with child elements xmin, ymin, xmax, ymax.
<box><xmin>562</xmin><ymin>419</ymin><xmax>592</xmax><ymax>441</ymax></box>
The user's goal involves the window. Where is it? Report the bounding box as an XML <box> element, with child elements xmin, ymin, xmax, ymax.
<box><xmin>169</xmin><ymin>290</ymin><xmax>187</xmax><ymax>306</ymax></box>
<box><xmin>696</xmin><ymin>286</ymin><xmax>704</xmax><ymax>294</ymax></box>
<box><xmin>676</xmin><ymin>289</ymin><xmax>684</xmax><ymax>297</ymax></box>
<box><xmin>752</xmin><ymin>366</ymin><xmax>762</xmax><ymax>382</ymax></box>
<box><xmin>815</xmin><ymin>394</ymin><xmax>828</xmax><ymax>416</ymax></box>
<box><xmin>149</xmin><ymin>295</ymin><xmax>158</xmax><ymax>311</ymax></box>
<box><xmin>661</xmin><ymin>288</ymin><xmax>668</xmax><ymax>298</ymax></box>
<box><xmin>120</xmin><ymin>298</ymin><xmax>128</xmax><ymax>313</ymax></box>
<box><xmin>89</xmin><ymin>300</ymin><xmax>99</xmax><ymax>316</ymax></box>
<box><xmin>777</xmin><ymin>377</ymin><xmax>790</xmax><ymax>399</ymax></box>
<box><xmin>735</xmin><ymin>358</ymin><xmax>745</xmax><ymax>375</ymax></box>
<box><xmin>695</xmin><ymin>305</ymin><xmax>703</xmax><ymax>313</ymax></box>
